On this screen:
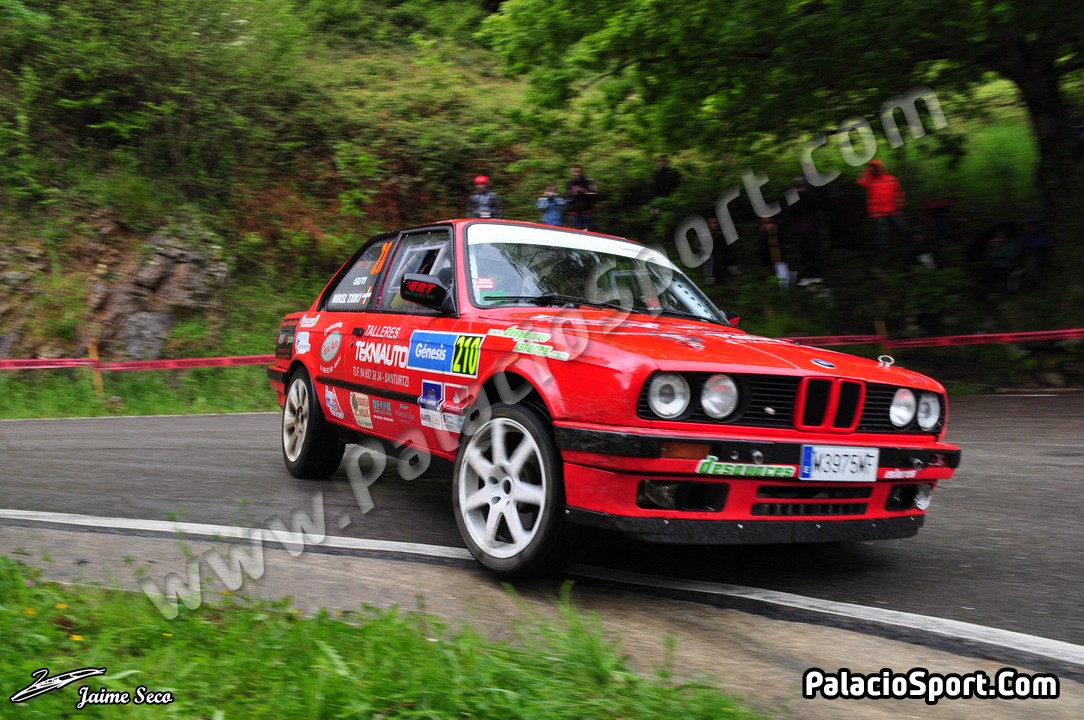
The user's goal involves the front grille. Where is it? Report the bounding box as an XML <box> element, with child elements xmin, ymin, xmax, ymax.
<box><xmin>795</xmin><ymin>378</ymin><xmax>864</xmax><ymax>432</ymax></box>
<box><xmin>638</xmin><ymin>373</ymin><xmax>940</xmax><ymax>435</ymax></box>
<box><xmin>752</xmin><ymin>502</ymin><xmax>868</xmax><ymax>517</ymax></box>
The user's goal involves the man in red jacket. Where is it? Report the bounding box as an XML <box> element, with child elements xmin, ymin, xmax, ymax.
<box><xmin>857</xmin><ymin>160</ymin><xmax>908</xmax><ymax>251</ymax></box>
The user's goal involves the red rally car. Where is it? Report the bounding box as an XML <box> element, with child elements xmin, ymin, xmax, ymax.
<box><xmin>268</xmin><ymin>219</ymin><xmax>961</xmax><ymax>576</ymax></box>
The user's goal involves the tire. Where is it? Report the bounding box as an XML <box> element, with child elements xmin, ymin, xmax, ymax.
<box><xmin>452</xmin><ymin>402</ymin><xmax>576</xmax><ymax>576</ymax></box>
<box><xmin>281</xmin><ymin>367</ymin><xmax>345</xmax><ymax>479</ymax></box>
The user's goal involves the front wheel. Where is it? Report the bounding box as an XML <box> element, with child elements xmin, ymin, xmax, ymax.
<box><xmin>281</xmin><ymin>368</ymin><xmax>345</xmax><ymax>479</ymax></box>
<box><xmin>452</xmin><ymin>402</ymin><xmax>575</xmax><ymax>576</ymax></box>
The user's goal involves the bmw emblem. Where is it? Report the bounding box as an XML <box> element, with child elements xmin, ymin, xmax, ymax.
<box><xmin>811</xmin><ymin>359</ymin><xmax>836</xmax><ymax>369</ymax></box>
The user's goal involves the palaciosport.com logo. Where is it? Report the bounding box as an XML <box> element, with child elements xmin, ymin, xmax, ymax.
<box><xmin>803</xmin><ymin>667</ymin><xmax>1060</xmax><ymax>705</ymax></box>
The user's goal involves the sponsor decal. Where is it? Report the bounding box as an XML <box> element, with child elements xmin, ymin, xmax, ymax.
<box><xmin>441</xmin><ymin>383</ymin><xmax>470</xmax><ymax>415</ymax></box>
<box><xmin>320</xmin><ymin>323</ymin><xmax>345</xmax><ymax>373</ymax></box>
<box><xmin>884</xmin><ymin>468</ymin><xmax>918</xmax><ymax>479</ymax></box>
<box><xmin>348</xmin><ymin>392</ymin><xmax>372</xmax><ymax>429</ymax></box>
<box><xmin>659</xmin><ymin>332</ymin><xmax>705</xmax><ymax>351</ymax></box>
<box><xmin>695</xmin><ymin>454</ymin><xmax>797</xmax><ymax>478</ymax></box>
<box><xmin>324</xmin><ymin>386</ymin><xmax>345</xmax><ymax>420</ymax></box>
<box><xmin>294</xmin><ymin>331</ymin><xmax>311</xmax><ymax>355</ymax></box>
<box><xmin>383</xmin><ymin>371</ymin><xmax>410</xmax><ymax>388</ymax></box>
<box><xmin>299</xmin><ymin>313</ymin><xmax>320</xmax><ymax>328</ymax></box>
<box><xmin>395</xmin><ymin>402</ymin><xmax>416</xmax><ymax>424</ymax></box>
<box><xmin>372</xmin><ymin>398</ymin><xmax>393</xmax><ymax>423</ymax></box>
<box><xmin>370</xmin><ymin>241</ymin><xmax>393</xmax><ymax>276</ymax></box>
<box><xmin>812</xmin><ymin>358</ymin><xmax>836</xmax><ymax>369</ymax></box>
<box><xmin>276</xmin><ymin>322</ymin><xmax>297</xmax><ymax>360</ymax></box>
<box><xmin>441</xmin><ymin>412</ymin><xmax>465</xmax><ymax>434</ymax></box>
<box><xmin>474</xmin><ymin>277</ymin><xmax>495</xmax><ymax>290</ymax></box>
<box><xmin>407</xmin><ymin>330</ymin><xmax>484</xmax><ymax>377</ymax></box>
<box><xmin>419</xmin><ymin>380</ymin><xmax>443</xmax><ymax>430</ymax></box>
<box><xmin>366</xmin><ymin>325</ymin><xmax>401</xmax><ymax>340</ymax></box>
<box><xmin>487</xmin><ymin>326</ymin><xmax>570</xmax><ymax>361</ymax></box>
<box><xmin>354</xmin><ymin>340</ymin><xmax>408</xmax><ymax>368</ymax></box>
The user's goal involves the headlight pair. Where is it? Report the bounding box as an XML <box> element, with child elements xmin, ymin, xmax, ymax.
<box><xmin>890</xmin><ymin>388</ymin><xmax>941</xmax><ymax>431</ymax></box>
<box><xmin>647</xmin><ymin>373</ymin><xmax>739</xmax><ymax>420</ymax></box>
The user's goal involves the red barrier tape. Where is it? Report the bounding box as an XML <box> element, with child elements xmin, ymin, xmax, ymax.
<box><xmin>0</xmin><ymin>358</ymin><xmax>97</xmax><ymax>370</ymax></box>
<box><xmin>0</xmin><ymin>355</ymin><xmax>274</xmax><ymax>372</ymax></box>
<box><xmin>95</xmin><ymin>355</ymin><xmax>275</xmax><ymax>372</ymax></box>
<box><xmin>785</xmin><ymin>335</ymin><xmax>886</xmax><ymax>346</ymax></box>
<box><xmin>886</xmin><ymin>328</ymin><xmax>1084</xmax><ymax>348</ymax></box>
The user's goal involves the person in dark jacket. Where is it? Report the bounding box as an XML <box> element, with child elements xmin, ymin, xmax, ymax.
<box><xmin>467</xmin><ymin>175</ymin><xmax>502</xmax><ymax>219</ymax></box>
<box><xmin>565</xmin><ymin>165</ymin><xmax>599</xmax><ymax>230</ymax></box>
<box><xmin>784</xmin><ymin>178</ymin><xmax>822</xmax><ymax>284</ymax></box>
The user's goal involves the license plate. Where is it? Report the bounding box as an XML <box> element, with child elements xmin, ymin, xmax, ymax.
<box><xmin>799</xmin><ymin>445</ymin><xmax>879</xmax><ymax>482</ymax></box>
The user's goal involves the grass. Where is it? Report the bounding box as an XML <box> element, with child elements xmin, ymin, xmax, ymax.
<box><xmin>0</xmin><ymin>367</ymin><xmax>278</xmax><ymax>419</ymax></box>
<box><xmin>0</xmin><ymin>557</ymin><xmax>763</xmax><ymax>719</ymax></box>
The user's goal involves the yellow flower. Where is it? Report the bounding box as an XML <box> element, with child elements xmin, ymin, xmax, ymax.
<box><xmin>55</xmin><ymin>603</ymin><xmax>68</xmax><ymax>610</ymax></box>
<box><xmin>69</xmin><ymin>634</ymin><xmax>84</xmax><ymax>642</ymax></box>
<box><xmin>23</xmin><ymin>607</ymin><xmax>36</xmax><ymax>616</ymax></box>
<box><xmin>163</xmin><ymin>633</ymin><xmax>173</xmax><ymax>638</ymax></box>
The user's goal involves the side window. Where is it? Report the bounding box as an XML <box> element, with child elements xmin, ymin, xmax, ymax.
<box><xmin>324</xmin><ymin>237</ymin><xmax>395</xmax><ymax>312</ymax></box>
<box><xmin>376</xmin><ymin>229</ymin><xmax>453</xmax><ymax>314</ymax></box>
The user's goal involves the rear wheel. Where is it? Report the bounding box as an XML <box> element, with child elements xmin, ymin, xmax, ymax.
<box><xmin>452</xmin><ymin>402</ymin><xmax>575</xmax><ymax>576</ymax></box>
<box><xmin>282</xmin><ymin>368</ymin><xmax>345</xmax><ymax>479</ymax></box>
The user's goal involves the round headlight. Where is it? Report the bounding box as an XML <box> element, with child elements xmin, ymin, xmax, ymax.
<box><xmin>916</xmin><ymin>392</ymin><xmax>941</xmax><ymax>431</ymax></box>
<box><xmin>889</xmin><ymin>388</ymin><xmax>917</xmax><ymax>428</ymax></box>
<box><xmin>701</xmin><ymin>374</ymin><xmax>739</xmax><ymax>419</ymax></box>
<box><xmin>647</xmin><ymin>373</ymin><xmax>691</xmax><ymax>419</ymax></box>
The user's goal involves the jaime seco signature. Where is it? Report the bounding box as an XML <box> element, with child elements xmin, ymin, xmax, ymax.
<box><xmin>9</xmin><ymin>667</ymin><xmax>106</xmax><ymax>703</ymax></box>
<box><xmin>9</xmin><ymin>667</ymin><xmax>175</xmax><ymax>709</ymax></box>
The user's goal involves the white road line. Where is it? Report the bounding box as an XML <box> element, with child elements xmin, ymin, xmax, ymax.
<box><xmin>569</xmin><ymin>565</ymin><xmax>1084</xmax><ymax>668</ymax></box>
<box><xmin>0</xmin><ymin>508</ymin><xmax>472</xmax><ymax>561</ymax></box>
<box><xmin>3</xmin><ymin>507</ymin><xmax>1082</xmax><ymax>668</ymax></box>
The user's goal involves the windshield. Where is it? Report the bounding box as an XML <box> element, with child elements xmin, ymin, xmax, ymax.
<box><xmin>465</xmin><ymin>223</ymin><xmax>727</xmax><ymax>323</ymax></box>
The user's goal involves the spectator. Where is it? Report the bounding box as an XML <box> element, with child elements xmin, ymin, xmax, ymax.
<box><xmin>983</xmin><ymin>229</ymin><xmax>1020</xmax><ymax>293</ymax></box>
<box><xmin>535</xmin><ymin>183</ymin><xmax>566</xmax><ymax>226</ymax></box>
<box><xmin>565</xmin><ymin>165</ymin><xmax>599</xmax><ymax>230</ymax></box>
<box><xmin>649</xmin><ymin>154</ymin><xmax>681</xmax><ymax>218</ymax></box>
<box><xmin>784</xmin><ymin>177</ymin><xmax>822</xmax><ymax>285</ymax></box>
<box><xmin>856</xmin><ymin>160</ymin><xmax>907</xmax><ymax>251</ymax></box>
<box><xmin>705</xmin><ymin>216</ymin><xmax>739</xmax><ymax>285</ymax></box>
<box><xmin>1019</xmin><ymin>215</ymin><xmax>1052</xmax><ymax>287</ymax></box>
<box><xmin>467</xmin><ymin>175</ymin><xmax>501</xmax><ymax>219</ymax></box>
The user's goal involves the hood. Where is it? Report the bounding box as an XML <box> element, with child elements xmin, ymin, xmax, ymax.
<box><xmin>478</xmin><ymin>309</ymin><xmax>939</xmax><ymax>390</ymax></box>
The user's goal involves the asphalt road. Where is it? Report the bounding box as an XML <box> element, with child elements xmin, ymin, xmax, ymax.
<box><xmin>2</xmin><ymin>393</ymin><xmax>1083</xmax><ymax>645</ymax></box>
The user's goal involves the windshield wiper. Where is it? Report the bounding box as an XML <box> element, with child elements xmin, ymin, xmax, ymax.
<box><xmin>482</xmin><ymin>293</ymin><xmax>628</xmax><ymax>311</ymax></box>
<box><xmin>634</xmin><ymin>306</ymin><xmax>731</xmax><ymax>326</ymax></box>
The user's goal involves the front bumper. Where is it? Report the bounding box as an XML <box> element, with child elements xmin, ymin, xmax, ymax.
<box><xmin>567</xmin><ymin>509</ymin><xmax>924</xmax><ymax>544</ymax></box>
<box><xmin>554</xmin><ymin>424</ymin><xmax>959</xmax><ymax>542</ymax></box>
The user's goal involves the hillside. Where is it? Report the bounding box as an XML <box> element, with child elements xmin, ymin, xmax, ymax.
<box><xmin>1</xmin><ymin>0</ymin><xmax>1081</xmax><ymax>412</ymax></box>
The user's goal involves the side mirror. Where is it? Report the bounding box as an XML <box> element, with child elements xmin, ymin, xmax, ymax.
<box><xmin>401</xmin><ymin>273</ymin><xmax>451</xmax><ymax>312</ymax></box>
<box><xmin>724</xmin><ymin>312</ymin><xmax>740</xmax><ymax>328</ymax></box>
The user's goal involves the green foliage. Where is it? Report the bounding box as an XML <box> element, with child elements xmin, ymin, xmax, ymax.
<box><xmin>297</xmin><ymin>0</ymin><xmax>491</xmax><ymax>46</ymax></box>
<box><xmin>0</xmin><ymin>0</ymin><xmax>336</xmax><ymax>206</ymax></box>
<box><xmin>333</xmin><ymin>140</ymin><xmax>383</xmax><ymax>217</ymax></box>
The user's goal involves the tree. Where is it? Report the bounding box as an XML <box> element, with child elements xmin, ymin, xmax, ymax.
<box><xmin>483</xmin><ymin>0</ymin><xmax>1084</xmax><ymax>276</ymax></box>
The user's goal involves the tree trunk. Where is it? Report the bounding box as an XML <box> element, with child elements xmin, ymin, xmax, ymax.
<box><xmin>997</xmin><ymin>43</ymin><xmax>1084</xmax><ymax>289</ymax></box>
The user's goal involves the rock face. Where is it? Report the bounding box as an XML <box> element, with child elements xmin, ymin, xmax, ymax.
<box><xmin>0</xmin><ymin>212</ymin><xmax>229</xmax><ymax>361</ymax></box>
<box><xmin>91</xmin><ymin>227</ymin><xmax>229</xmax><ymax>360</ymax></box>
